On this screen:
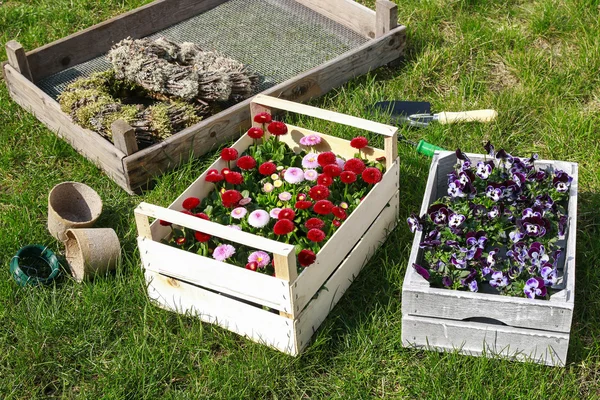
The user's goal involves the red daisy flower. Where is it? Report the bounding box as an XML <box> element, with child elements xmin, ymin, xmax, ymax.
<box><xmin>195</xmin><ymin>213</ymin><xmax>210</xmax><ymax>220</ymax></box>
<box><xmin>362</xmin><ymin>167</ymin><xmax>383</xmax><ymax>184</ymax></box>
<box><xmin>332</xmin><ymin>206</ymin><xmax>347</xmax><ymax>220</ymax></box>
<box><xmin>340</xmin><ymin>171</ymin><xmax>357</xmax><ymax>184</ymax></box>
<box><xmin>181</xmin><ymin>210</ymin><xmax>194</xmax><ymax>216</ymax></box>
<box><xmin>344</xmin><ymin>158</ymin><xmax>366</xmax><ymax>174</ymax></box>
<box><xmin>267</xmin><ymin>121</ymin><xmax>288</xmax><ymax>136</ymax></box>
<box><xmin>237</xmin><ymin>155</ymin><xmax>257</xmax><ymax>170</ymax></box>
<box><xmin>194</xmin><ymin>231</ymin><xmax>211</xmax><ymax>243</ymax></box>
<box><xmin>309</xmin><ymin>185</ymin><xmax>330</xmax><ymax>201</ymax></box>
<box><xmin>159</xmin><ymin>220</ymin><xmax>172</xmax><ymax>226</ymax></box>
<box><xmin>182</xmin><ymin>197</ymin><xmax>200</xmax><ymax>210</ymax></box>
<box><xmin>350</xmin><ymin>136</ymin><xmax>369</xmax><ymax>149</ymax></box>
<box><xmin>222</xmin><ymin>190</ymin><xmax>242</xmax><ymax>208</ymax></box>
<box><xmin>175</xmin><ymin>237</ymin><xmax>186</xmax><ymax>246</ymax></box>
<box><xmin>259</xmin><ymin>162</ymin><xmax>277</xmax><ymax>176</ymax></box>
<box><xmin>323</xmin><ymin>164</ymin><xmax>342</xmax><ymax>177</ymax></box>
<box><xmin>305</xmin><ymin>217</ymin><xmax>325</xmax><ymax>230</ymax></box>
<box><xmin>247</xmin><ymin>127</ymin><xmax>264</xmax><ymax>139</ymax></box>
<box><xmin>253</xmin><ymin>112</ymin><xmax>272</xmax><ymax>124</ymax></box>
<box><xmin>278</xmin><ymin>208</ymin><xmax>296</xmax><ymax>220</ymax></box>
<box><xmin>297</xmin><ymin>193</ymin><xmax>307</xmax><ymax>201</ymax></box>
<box><xmin>298</xmin><ymin>249</ymin><xmax>316</xmax><ymax>267</ymax></box>
<box><xmin>307</xmin><ymin>228</ymin><xmax>326</xmax><ymax>242</ymax></box>
<box><xmin>317</xmin><ymin>151</ymin><xmax>336</xmax><ymax>167</ymax></box>
<box><xmin>273</xmin><ymin>219</ymin><xmax>295</xmax><ymax>235</ymax></box>
<box><xmin>225</xmin><ymin>171</ymin><xmax>243</xmax><ymax>185</ymax></box>
<box><xmin>221</xmin><ymin>147</ymin><xmax>238</xmax><ymax>161</ymax></box>
<box><xmin>295</xmin><ymin>200</ymin><xmax>313</xmax><ymax>210</ymax></box>
<box><xmin>317</xmin><ymin>174</ymin><xmax>333</xmax><ymax>187</ymax></box>
<box><xmin>205</xmin><ymin>169</ymin><xmax>224</xmax><ymax>183</ymax></box>
<box><xmin>245</xmin><ymin>261</ymin><xmax>258</xmax><ymax>271</ymax></box>
<box><xmin>313</xmin><ymin>200</ymin><xmax>334</xmax><ymax>215</ymax></box>
<box><xmin>333</xmin><ymin>220</ymin><xmax>342</xmax><ymax>228</ymax></box>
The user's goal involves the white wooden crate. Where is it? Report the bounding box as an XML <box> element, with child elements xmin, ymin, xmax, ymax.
<box><xmin>401</xmin><ymin>151</ymin><xmax>578</xmax><ymax>367</ymax></box>
<box><xmin>135</xmin><ymin>95</ymin><xmax>399</xmax><ymax>355</ymax></box>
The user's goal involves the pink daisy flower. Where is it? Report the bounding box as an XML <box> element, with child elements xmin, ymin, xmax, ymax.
<box><xmin>231</xmin><ymin>207</ymin><xmax>247</xmax><ymax>219</ymax></box>
<box><xmin>270</xmin><ymin>208</ymin><xmax>282</xmax><ymax>219</ymax></box>
<box><xmin>248</xmin><ymin>210</ymin><xmax>270</xmax><ymax>228</ymax></box>
<box><xmin>283</xmin><ymin>167</ymin><xmax>305</xmax><ymax>184</ymax></box>
<box><xmin>248</xmin><ymin>251</ymin><xmax>271</xmax><ymax>268</ymax></box>
<box><xmin>278</xmin><ymin>192</ymin><xmax>292</xmax><ymax>202</ymax></box>
<box><xmin>301</xmin><ymin>153</ymin><xmax>319</xmax><ymax>169</ymax></box>
<box><xmin>239</xmin><ymin>197</ymin><xmax>252</xmax><ymax>206</ymax></box>
<box><xmin>336</xmin><ymin>157</ymin><xmax>346</xmax><ymax>169</ymax></box>
<box><xmin>299</xmin><ymin>134</ymin><xmax>322</xmax><ymax>146</ymax></box>
<box><xmin>304</xmin><ymin>169</ymin><xmax>318</xmax><ymax>181</ymax></box>
<box><xmin>213</xmin><ymin>244</ymin><xmax>236</xmax><ymax>261</ymax></box>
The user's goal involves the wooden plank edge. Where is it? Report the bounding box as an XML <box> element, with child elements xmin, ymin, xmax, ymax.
<box><xmin>294</xmin><ymin>190</ymin><xmax>399</xmax><ymax>353</ymax></box>
<box><xmin>401</xmin><ymin>286</ymin><xmax>574</xmax><ymax>333</ymax></box>
<box><xmin>294</xmin><ymin>0</ymin><xmax>376</xmax><ymax>39</ymax></box>
<box><xmin>139</xmin><ymin>237</ymin><xmax>292</xmax><ymax>312</ymax></box>
<box><xmin>401</xmin><ymin>315</ymin><xmax>569</xmax><ymax>367</ymax></box>
<box><xmin>145</xmin><ymin>270</ymin><xmax>297</xmax><ymax>355</ymax></box>
<box><xmin>252</xmin><ymin>94</ymin><xmax>398</xmax><ymax>137</ymax></box>
<box><xmin>122</xmin><ymin>25</ymin><xmax>407</xmax><ymax>191</ymax></box>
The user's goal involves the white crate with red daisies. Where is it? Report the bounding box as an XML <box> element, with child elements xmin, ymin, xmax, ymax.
<box><xmin>134</xmin><ymin>95</ymin><xmax>399</xmax><ymax>355</ymax></box>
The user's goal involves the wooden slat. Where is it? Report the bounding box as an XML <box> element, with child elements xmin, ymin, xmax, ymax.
<box><xmin>280</xmin><ymin>125</ymin><xmax>386</xmax><ymax>161</ymax></box>
<box><xmin>139</xmin><ymin>238</ymin><xmax>292</xmax><ymax>312</ymax></box>
<box><xmin>3</xmin><ymin>64</ymin><xmax>130</xmax><ymax>191</ymax></box>
<box><xmin>5</xmin><ymin>40</ymin><xmax>32</xmax><ymax>81</ymax></box>
<box><xmin>294</xmin><ymin>0</ymin><xmax>376</xmax><ymax>38</ymax></box>
<box><xmin>122</xmin><ymin>26</ymin><xmax>407</xmax><ymax>191</ymax></box>
<box><xmin>26</xmin><ymin>0</ymin><xmax>228</xmax><ymax>81</ymax></box>
<box><xmin>145</xmin><ymin>270</ymin><xmax>297</xmax><ymax>355</ymax></box>
<box><xmin>402</xmin><ymin>315</ymin><xmax>569</xmax><ymax>367</ymax></box>
<box><xmin>375</xmin><ymin>0</ymin><xmax>398</xmax><ymax>38</ymax></box>
<box><xmin>111</xmin><ymin>119</ymin><xmax>138</xmax><ymax>155</ymax></box>
<box><xmin>402</xmin><ymin>286</ymin><xmax>573</xmax><ymax>333</ymax></box>
<box><xmin>136</xmin><ymin>202</ymin><xmax>295</xmax><ymax>256</ymax></box>
<box><xmin>295</xmin><ymin>190</ymin><xmax>398</xmax><ymax>352</ymax></box>
<box><xmin>253</xmin><ymin>94</ymin><xmax>398</xmax><ymax>137</ymax></box>
<box><xmin>293</xmin><ymin>160</ymin><xmax>399</xmax><ymax>313</ymax></box>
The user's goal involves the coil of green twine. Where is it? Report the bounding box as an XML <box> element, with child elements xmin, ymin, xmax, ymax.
<box><xmin>10</xmin><ymin>245</ymin><xmax>61</xmax><ymax>287</ymax></box>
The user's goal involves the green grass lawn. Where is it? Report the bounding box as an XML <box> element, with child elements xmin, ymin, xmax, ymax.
<box><xmin>1</xmin><ymin>0</ymin><xmax>600</xmax><ymax>398</ymax></box>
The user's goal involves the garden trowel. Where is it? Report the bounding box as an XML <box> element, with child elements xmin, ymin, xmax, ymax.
<box><xmin>373</xmin><ymin>101</ymin><xmax>498</xmax><ymax>128</ymax></box>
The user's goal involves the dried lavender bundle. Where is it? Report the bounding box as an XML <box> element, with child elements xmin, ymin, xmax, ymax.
<box><xmin>107</xmin><ymin>37</ymin><xmax>258</xmax><ymax>102</ymax></box>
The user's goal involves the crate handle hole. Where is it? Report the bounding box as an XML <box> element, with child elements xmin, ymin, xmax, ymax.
<box><xmin>462</xmin><ymin>317</ymin><xmax>507</xmax><ymax>326</ymax></box>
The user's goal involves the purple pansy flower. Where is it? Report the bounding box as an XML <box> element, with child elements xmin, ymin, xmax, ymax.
<box><xmin>448</xmin><ymin>180</ymin><xmax>465</xmax><ymax>198</ymax></box>
<box><xmin>448</xmin><ymin>213</ymin><xmax>466</xmax><ymax>228</ymax></box>
<box><xmin>540</xmin><ymin>265</ymin><xmax>558</xmax><ymax>286</ymax></box>
<box><xmin>488</xmin><ymin>205</ymin><xmax>500</xmax><ymax>219</ymax></box>
<box><xmin>419</xmin><ymin>230</ymin><xmax>442</xmax><ymax>249</ymax></box>
<box><xmin>553</xmin><ymin>170</ymin><xmax>572</xmax><ymax>193</ymax></box>
<box><xmin>524</xmin><ymin>277</ymin><xmax>547</xmax><ymax>299</ymax></box>
<box><xmin>468</xmin><ymin>280</ymin><xmax>479</xmax><ymax>292</ymax></box>
<box><xmin>509</xmin><ymin>230</ymin><xmax>525</xmax><ymax>243</ymax></box>
<box><xmin>484</xmin><ymin>141</ymin><xmax>495</xmax><ymax>157</ymax></box>
<box><xmin>534</xmin><ymin>194</ymin><xmax>554</xmax><ymax>211</ymax></box>
<box><xmin>486</xmin><ymin>185</ymin><xmax>503</xmax><ymax>202</ymax></box>
<box><xmin>407</xmin><ymin>214</ymin><xmax>423</xmax><ymax>233</ymax></box>
<box><xmin>476</xmin><ymin>161</ymin><xmax>493</xmax><ymax>180</ymax></box>
<box><xmin>450</xmin><ymin>254</ymin><xmax>467</xmax><ymax>269</ymax></box>
<box><xmin>495</xmin><ymin>149</ymin><xmax>514</xmax><ymax>169</ymax></box>
<box><xmin>489</xmin><ymin>271</ymin><xmax>509</xmax><ymax>288</ymax></box>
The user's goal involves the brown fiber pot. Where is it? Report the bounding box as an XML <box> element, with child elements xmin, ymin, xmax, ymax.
<box><xmin>48</xmin><ymin>182</ymin><xmax>103</xmax><ymax>241</ymax></box>
<box><xmin>64</xmin><ymin>228</ymin><xmax>121</xmax><ymax>282</ymax></box>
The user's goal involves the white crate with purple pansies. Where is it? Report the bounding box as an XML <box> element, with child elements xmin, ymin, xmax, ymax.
<box><xmin>134</xmin><ymin>95</ymin><xmax>399</xmax><ymax>355</ymax></box>
<box><xmin>402</xmin><ymin>147</ymin><xmax>577</xmax><ymax>367</ymax></box>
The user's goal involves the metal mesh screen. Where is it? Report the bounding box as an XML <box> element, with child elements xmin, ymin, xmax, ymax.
<box><xmin>37</xmin><ymin>0</ymin><xmax>369</xmax><ymax>99</ymax></box>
